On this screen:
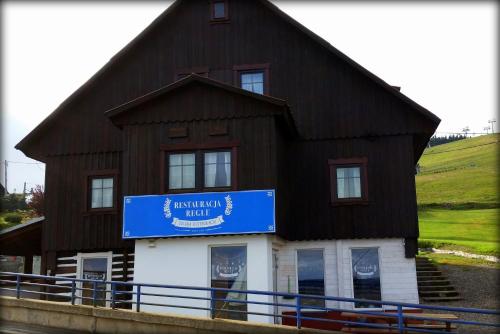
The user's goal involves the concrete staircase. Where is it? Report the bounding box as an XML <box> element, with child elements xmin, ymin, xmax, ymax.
<box><xmin>416</xmin><ymin>256</ymin><xmax>462</xmax><ymax>302</ymax></box>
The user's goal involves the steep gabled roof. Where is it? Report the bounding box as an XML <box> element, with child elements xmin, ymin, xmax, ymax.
<box><xmin>258</xmin><ymin>0</ymin><xmax>440</xmax><ymax>125</ymax></box>
<box><xmin>16</xmin><ymin>0</ymin><xmax>439</xmax><ymax>157</ymax></box>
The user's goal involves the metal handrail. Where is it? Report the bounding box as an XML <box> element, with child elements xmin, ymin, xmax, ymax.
<box><xmin>0</xmin><ymin>272</ymin><xmax>499</xmax><ymax>333</ymax></box>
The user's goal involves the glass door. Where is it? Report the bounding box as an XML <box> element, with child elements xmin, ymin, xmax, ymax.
<box><xmin>210</xmin><ymin>246</ymin><xmax>247</xmax><ymax>320</ymax></box>
<box><xmin>80</xmin><ymin>257</ymin><xmax>109</xmax><ymax>306</ymax></box>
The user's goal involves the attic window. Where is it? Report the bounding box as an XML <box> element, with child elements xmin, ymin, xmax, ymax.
<box><xmin>210</xmin><ymin>0</ymin><xmax>229</xmax><ymax>21</ymax></box>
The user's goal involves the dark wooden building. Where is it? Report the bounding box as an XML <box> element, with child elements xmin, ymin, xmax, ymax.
<box><xmin>15</xmin><ymin>0</ymin><xmax>439</xmax><ymax>317</ymax></box>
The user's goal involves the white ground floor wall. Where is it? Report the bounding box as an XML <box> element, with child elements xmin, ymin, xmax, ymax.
<box><xmin>133</xmin><ymin>236</ymin><xmax>419</xmax><ymax>323</ymax></box>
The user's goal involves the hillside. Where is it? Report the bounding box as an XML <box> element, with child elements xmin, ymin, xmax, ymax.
<box><xmin>416</xmin><ymin>134</ymin><xmax>499</xmax><ymax>256</ymax></box>
<box><xmin>416</xmin><ymin>134</ymin><xmax>499</xmax><ymax>207</ymax></box>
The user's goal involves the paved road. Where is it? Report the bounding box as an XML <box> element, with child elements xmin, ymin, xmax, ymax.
<box><xmin>0</xmin><ymin>321</ymin><xmax>88</xmax><ymax>334</ymax></box>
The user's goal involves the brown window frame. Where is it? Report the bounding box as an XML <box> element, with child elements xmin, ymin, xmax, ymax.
<box><xmin>174</xmin><ymin>67</ymin><xmax>209</xmax><ymax>81</ymax></box>
<box><xmin>328</xmin><ymin>158</ymin><xmax>368</xmax><ymax>205</ymax></box>
<box><xmin>160</xmin><ymin>142</ymin><xmax>238</xmax><ymax>194</ymax></box>
<box><xmin>83</xmin><ymin>169</ymin><xmax>119</xmax><ymax>214</ymax></box>
<box><xmin>210</xmin><ymin>0</ymin><xmax>229</xmax><ymax>23</ymax></box>
<box><xmin>233</xmin><ymin>64</ymin><xmax>270</xmax><ymax>95</ymax></box>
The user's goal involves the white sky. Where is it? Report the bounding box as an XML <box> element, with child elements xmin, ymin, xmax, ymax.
<box><xmin>1</xmin><ymin>1</ymin><xmax>497</xmax><ymax>194</ymax></box>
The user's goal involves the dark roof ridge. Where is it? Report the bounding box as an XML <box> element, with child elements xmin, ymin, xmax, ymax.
<box><xmin>105</xmin><ymin>74</ymin><xmax>288</xmax><ymax>118</ymax></box>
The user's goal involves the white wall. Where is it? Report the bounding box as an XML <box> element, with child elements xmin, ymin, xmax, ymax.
<box><xmin>275</xmin><ymin>238</ymin><xmax>418</xmax><ymax>314</ymax></box>
<box><xmin>134</xmin><ymin>236</ymin><xmax>418</xmax><ymax>324</ymax></box>
<box><xmin>134</xmin><ymin>234</ymin><xmax>274</xmax><ymax>323</ymax></box>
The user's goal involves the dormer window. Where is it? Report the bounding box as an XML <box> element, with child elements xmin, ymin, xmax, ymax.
<box><xmin>210</xmin><ymin>0</ymin><xmax>229</xmax><ymax>22</ymax></box>
<box><xmin>233</xmin><ymin>64</ymin><xmax>270</xmax><ymax>95</ymax></box>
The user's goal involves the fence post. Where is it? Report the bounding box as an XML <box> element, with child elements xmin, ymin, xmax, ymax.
<box><xmin>397</xmin><ymin>305</ymin><xmax>404</xmax><ymax>333</ymax></box>
<box><xmin>71</xmin><ymin>280</ymin><xmax>76</xmax><ymax>305</ymax></box>
<box><xmin>296</xmin><ymin>295</ymin><xmax>302</xmax><ymax>329</ymax></box>
<box><xmin>210</xmin><ymin>289</ymin><xmax>216</xmax><ymax>319</ymax></box>
<box><xmin>15</xmin><ymin>275</ymin><xmax>21</xmax><ymax>299</ymax></box>
<box><xmin>111</xmin><ymin>282</ymin><xmax>116</xmax><ymax>309</ymax></box>
<box><xmin>92</xmin><ymin>281</ymin><xmax>97</xmax><ymax>307</ymax></box>
<box><xmin>136</xmin><ymin>285</ymin><xmax>141</xmax><ymax>312</ymax></box>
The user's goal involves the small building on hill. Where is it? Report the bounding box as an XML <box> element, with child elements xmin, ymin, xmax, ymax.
<box><xmin>15</xmin><ymin>0</ymin><xmax>439</xmax><ymax>324</ymax></box>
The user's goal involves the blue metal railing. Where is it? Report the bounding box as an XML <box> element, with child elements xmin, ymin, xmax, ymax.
<box><xmin>0</xmin><ymin>272</ymin><xmax>499</xmax><ymax>333</ymax></box>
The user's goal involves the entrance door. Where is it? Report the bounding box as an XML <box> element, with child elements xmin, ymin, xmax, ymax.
<box><xmin>77</xmin><ymin>253</ymin><xmax>111</xmax><ymax>307</ymax></box>
<box><xmin>210</xmin><ymin>246</ymin><xmax>247</xmax><ymax>321</ymax></box>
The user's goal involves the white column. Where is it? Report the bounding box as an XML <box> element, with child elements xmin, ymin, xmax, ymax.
<box><xmin>246</xmin><ymin>236</ymin><xmax>274</xmax><ymax>323</ymax></box>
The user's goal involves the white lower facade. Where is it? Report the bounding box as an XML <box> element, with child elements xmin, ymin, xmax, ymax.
<box><xmin>133</xmin><ymin>235</ymin><xmax>419</xmax><ymax>323</ymax></box>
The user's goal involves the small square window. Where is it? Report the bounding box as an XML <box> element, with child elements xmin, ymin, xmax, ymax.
<box><xmin>90</xmin><ymin>177</ymin><xmax>114</xmax><ymax>209</ymax></box>
<box><xmin>329</xmin><ymin>158</ymin><xmax>368</xmax><ymax>204</ymax></box>
<box><xmin>211</xmin><ymin>1</ymin><xmax>228</xmax><ymax>21</ymax></box>
<box><xmin>240</xmin><ymin>71</ymin><xmax>264</xmax><ymax>95</ymax></box>
<box><xmin>213</xmin><ymin>2</ymin><xmax>225</xmax><ymax>19</ymax></box>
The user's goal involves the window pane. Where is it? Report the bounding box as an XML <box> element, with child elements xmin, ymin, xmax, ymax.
<box><xmin>182</xmin><ymin>153</ymin><xmax>195</xmax><ymax>166</ymax></box>
<box><xmin>92</xmin><ymin>178</ymin><xmax>102</xmax><ymax>189</ymax></box>
<box><xmin>252</xmin><ymin>83</ymin><xmax>263</xmax><ymax>95</ymax></box>
<box><xmin>351</xmin><ymin>248</ymin><xmax>381</xmax><ymax>308</ymax></box>
<box><xmin>213</xmin><ymin>2</ymin><xmax>225</xmax><ymax>19</ymax></box>
<box><xmin>337</xmin><ymin>178</ymin><xmax>346</xmax><ymax>198</ymax></box>
<box><xmin>204</xmin><ymin>164</ymin><xmax>216</xmax><ymax>188</ymax></box>
<box><xmin>297</xmin><ymin>249</ymin><xmax>325</xmax><ymax>307</ymax></box>
<box><xmin>204</xmin><ymin>151</ymin><xmax>231</xmax><ymax>188</ymax></box>
<box><xmin>182</xmin><ymin>165</ymin><xmax>196</xmax><ymax>188</ymax></box>
<box><xmin>211</xmin><ymin>246</ymin><xmax>247</xmax><ymax>321</ymax></box>
<box><xmin>240</xmin><ymin>71</ymin><xmax>264</xmax><ymax>94</ymax></box>
<box><xmin>169</xmin><ymin>153</ymin><xmax>196</xmax><ymax>189</ymax></box>
<box><xmin>102</xmin><ymin>188</ymin><xmax>113</xmax><ymax>207</ymax></box>
<box><xmin>91</xmin><ymin>189</ymin><xmax>102</xmax><ymax>208</ymax></box>
<box><xmin>169</xmin><ymin>154</ymin><xmax>182</xmax><ymax>166</ymax></box>
<box><xmin>336</xmin><ymin>167</ymin><xmax>362</xmax><ymax>199</ymax></box>
<box><xmin>102</xmin><ymin>178</ymin><xmax>113</xmax><ymax>188</ymax></box>
<box><xmin>169</xmin><ymin>166</ymin><xmax>182</xmax><ymax>189</ymax></box>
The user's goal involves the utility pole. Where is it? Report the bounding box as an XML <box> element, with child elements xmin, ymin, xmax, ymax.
<box><xmin>488</xmin><ymin>119</ymin><xmax>496</xmax><ymax>134</ymax></box>
<box><xmin>4</xmin><ymin>160</ymin><xmax>7</xmax><ymax>194</ymax></box>
<box><xmin>23</xmin><ymin>182</ymin><xmax>27</xmax><ymax>200</ymax></box>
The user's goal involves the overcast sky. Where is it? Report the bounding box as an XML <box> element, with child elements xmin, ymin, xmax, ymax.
<box><xmin>1</xmin><ymin>1</ymin><xmax>497</xmax><ymax>194</ymax></box>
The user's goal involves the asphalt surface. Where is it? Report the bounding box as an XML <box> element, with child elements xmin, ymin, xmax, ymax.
<box><xmin>0</xmin><ymin>321</ymin><xmax>88</xmax><ymax>334</ymax></box>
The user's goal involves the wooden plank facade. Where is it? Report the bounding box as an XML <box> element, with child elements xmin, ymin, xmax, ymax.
<box><xmin>16</xmin><ymin>0</ymin><xmax>439</xmax><ymax>278</ymax></box>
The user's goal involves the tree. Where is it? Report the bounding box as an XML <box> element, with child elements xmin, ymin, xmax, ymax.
<box><xmin>28</xmin><ymin>185</ymin><xmax>44</xmax><ymax>216</ymax></box>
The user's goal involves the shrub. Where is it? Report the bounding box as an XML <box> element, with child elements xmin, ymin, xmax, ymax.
<box><xmin>4</xmin><ymin>212</ymin><xmax>22</xmax><ymax>224</ymax></box>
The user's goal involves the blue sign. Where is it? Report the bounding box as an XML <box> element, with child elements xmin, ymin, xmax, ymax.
<box><xmin>122</xmin><ymin>190</ymin><xmax>275</xmax><ymax>239</ymax></box>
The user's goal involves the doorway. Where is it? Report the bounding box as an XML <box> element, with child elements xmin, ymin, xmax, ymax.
<box><xmin>76</xmin><ymin>252</ymin><xmax>112</xmax><ymax>307</ymax></box>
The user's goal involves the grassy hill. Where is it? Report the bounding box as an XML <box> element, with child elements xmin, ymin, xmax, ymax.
<box><xmin>416</xmin><ymin>134</ymin><xmax>499</xmax><ymax>256</ymax></box>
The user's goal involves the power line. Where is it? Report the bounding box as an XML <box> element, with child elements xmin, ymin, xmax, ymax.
<box><xmin>423</xmin><ymin>140</ymin><xmax>499</xmax><ymax>156</ymax></box>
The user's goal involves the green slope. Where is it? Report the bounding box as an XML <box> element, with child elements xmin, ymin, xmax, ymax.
<box><xmin>416</xmin><ymin>134</ymin><xmax>499</xmax><ymax>256</ymax></box>
<box><xmin>416</xmin><ymin>134</ymin><xmax>499</xmax><ymax>207</ymax></box>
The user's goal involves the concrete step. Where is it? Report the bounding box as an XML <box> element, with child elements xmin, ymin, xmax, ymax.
<box><xmin>417</xmin><ymin>271</ymin><xmax>443</xmax><ymax>277</ymax></box>
<box><xmin>422</xmin><ymin>296</ymin><xmax>463</xmax><ymax>302</ymax></box>
<box><xmin>415</xmin><ymin>265</ymin><xmax>438</xmax><ymax>270</ymax></box>
<box><xmin>418</xmin><ymin>285</ymin><xmax>456</xmax><ymax>291</ymax></box>
<box><xmin>419</xmin><ymin>290</ymin><xmax>460</xmax><ymax>298</ymax></box>
<box><xmin>418</xmin><ymin>279</ymin><xmax>451</xmax><ymax>286</ymax></box>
